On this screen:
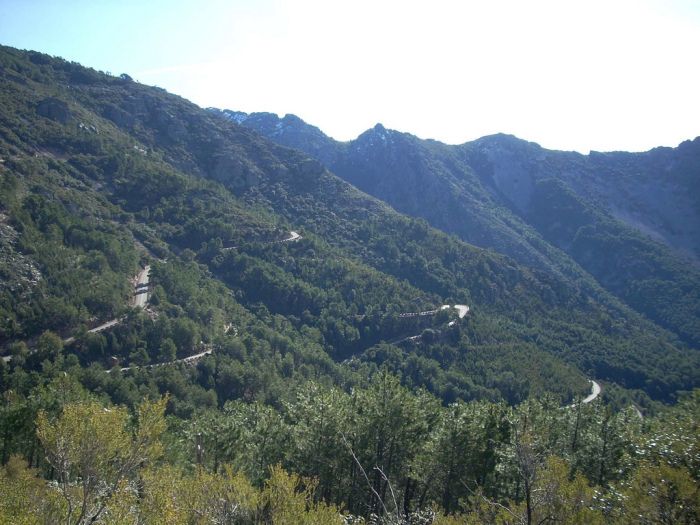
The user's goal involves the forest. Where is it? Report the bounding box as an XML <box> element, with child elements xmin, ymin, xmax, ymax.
<box><xmin>1</xmin><ymin>363</ymin><xmax>698</xmax><ymax>523</ymax></box>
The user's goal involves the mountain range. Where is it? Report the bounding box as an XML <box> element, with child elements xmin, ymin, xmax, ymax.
<box><xmin>217</xmin><ymin>110</ymin><xmax>700</xmax><ymax>349</ymax></box>
<box><xmin>0</xmin><ymin>45</ymin><xmax>698</xmax><ymax>410</ymax></box>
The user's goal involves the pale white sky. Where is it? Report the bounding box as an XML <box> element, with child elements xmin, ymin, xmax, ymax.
<box><xmin>1</xmin><ymin>0</ymin><xmax>699</xmax><ymax>152</ymax></box>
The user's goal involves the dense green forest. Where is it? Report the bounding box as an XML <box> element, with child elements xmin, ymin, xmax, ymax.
<box><xmin>1</xmin><ymin>365</ymin><xmax>698</xmax><ymax>523</ymax></box>
<box><xmin>0</xmin><ymin>45</ymin><xmax>698</xmax><ymax>522</ymax></box>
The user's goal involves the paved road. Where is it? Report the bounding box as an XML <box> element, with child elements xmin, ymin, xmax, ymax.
<box><xmin>78</xmin><ymin>265</ymin><xmax>150</xmax><ymax>338</ymax></box>
<box><xmin>63</xmin><ymin>318</ymin><xmax>122</xmax><ymax>346</ymax></box>
<box><xmin>454</xmin><ymin>305</ymin><xmax>469</xmax><ymax>318</ymax></box>
<box><xmin>3</xmin><ymin>266</ymin><xmax>150</xmax><ymax>363</ymax></box>
<box><xmin>392</xmin><ymin>304</ymin><xmax>470</xmax><ymax>343</ymax></box>
<box><xmin>91</xmin><ymin>318</ymin><xmax>121</xmax><ymax>333</ymax></box>
<box><xmin>111</xmin><ymin>347</ymin><xmax>213</xmax><ymax>373</ymax></box>
<box><xmin>582</xmin><ymin>380</ymin><xmax>601</xmax><ymax>403</ymax></box>
<box><xmin>223</xmin><ymin>231</ymin><xmax>302</xmax><ymax>251</ymax></box>
<box><xmin>566</xmin><ymin>380</ymin><xmax>601</xmax><ymax>408</ymax></box>
<box><xmin>399</xmin><ymin>304</ymin><xmax>469</xmax><ymax>319</ymax></box>
<box><xmin>132</xmin><ymin>265</ymin><xmax>150</xmax><ymax>308</ymax></box>
<box><xmin>282</xmin><ymin>231</ymin><xmax>301</xmax><ymax>242</ymax></box>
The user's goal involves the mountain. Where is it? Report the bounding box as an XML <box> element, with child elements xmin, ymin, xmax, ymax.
<box><xmin>2</xmin><ymin>45</ymin><xmax>699</xmax><ymax>524</ymax></box>
<box><xmin>0</xmin><ymin>45</ymin><xmax>698</xmax><ymax>410</ymax></box>
<box><xmin>220</xmin><ymin>110</ymin><xmax>700</xmax><ymax>348</ymax></box>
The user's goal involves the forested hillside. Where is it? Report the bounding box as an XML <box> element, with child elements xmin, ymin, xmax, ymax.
<box><xmin>226</xmin><ymin>111</ymin><xmax>700</xmax><ymax>348</ymax></box>
<box><xmin>0</xmin><ymin>45</ymin><xmax>698</xmax><ymax>522</ymax></box>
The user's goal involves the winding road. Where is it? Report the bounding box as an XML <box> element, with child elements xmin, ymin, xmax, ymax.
<box><xmin>399</xmin><ymin>304</ymin><xmax>469</xmax><ymax>319</ymax></box>
<box><xmin>74</xmin><ymin>265</ymin><xmax>151</xmax><ymax>340</ymax></box>
<box><xmin>391</xmin><ymin>304</ymin><xmax>470</xmax><ymax>344</ymax></box>
<box><xmin>2</xmin><ymin>232</ymin><xmax>604</xmax><ymax>411</ymax></box>
<box><xmin>112</xmin><ymin>232</ymin><xmax>303</xmax><ymax>371</ymax></box>
<box><xmin>391</xmin><ymin>304</ymin><xmax>600</xmax><ymax>408</ymax></box>
<box><xmin>110</xmin><ymin>346</ymin><xmax>213</xmax><ymax>373</ymax></box>
<box><xmin>2</xmin><ymin>265</ymin><xmax>151</xmax><ymax>363</ymax></box>
<box><xmin>566</xmin><ymin>380</ymin><xmax>601</xmax><ymax>408</ymax></box>
<box><xmin>582</xmin><ymin>380</ymin><xmax>601</xmax><ymax>404</ymax></box>
<box><xmin>223</xmin><ymin>230</ymin><xmax>302</xmax><ymax>251</ymax></box>
<box><xmin>62</xmin><ymin>318</ymin><xmax>122</xmax><ymax>346</ymax></box>
<box><xmin>281</xmin><ymin>231</ymin><xmax>301</xmax><ymax>242</ymax></box>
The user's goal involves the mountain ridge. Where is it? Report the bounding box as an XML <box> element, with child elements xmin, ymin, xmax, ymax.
<box><xmin>219</xmin><ymin>109</ymin><xmax>700</xmax><ymax>347</ymax></box>
<box><xmin>220</xmin><ymin>109</ymin><xmax>699</xmax><ymax>256</ymax></box>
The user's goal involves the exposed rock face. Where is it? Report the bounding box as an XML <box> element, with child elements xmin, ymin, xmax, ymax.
<box><xmin>0</xmin><ymin>213</ymin><xmax>41</xmax><ymax>298</ymax></box>
<box><xmin>471</xmin><ymin>134</ymin><xmax>538</xmax><ymax>212</ymax></box>
<box><xmin>36</xmin><ymin>97</ymin><xmax>71</xmax><ymax>123</ymax></box>
<box><xmin>467</xmin><ymin>137</ymin><xmax>700</xmax><ymax>263</ymax></box>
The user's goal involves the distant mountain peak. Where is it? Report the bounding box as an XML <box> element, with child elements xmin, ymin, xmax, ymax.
<box><xmin>355</xmin><ymin>133</ymin><xmax>382</xmax><ymax>151</ymax></box>
<box><xmin>354</xmin><ymin>123</ymin><xmax>398</xmax><ymax>147</ymax></box>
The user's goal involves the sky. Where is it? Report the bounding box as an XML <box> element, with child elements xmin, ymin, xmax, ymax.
<box><xmin>1</xmin><ymin>0</ymin><xmax>699</xmax><ymax>152</ymax></box>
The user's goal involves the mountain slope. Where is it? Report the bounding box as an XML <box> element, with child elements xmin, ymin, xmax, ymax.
<box><xmin>223</xmin><ymin>110</ymin><xmax>700</xmax><ymax>348</ymax></box>
<box><xmin>465</xmin><ymin>135</ymin><xmax>700</xmax><ymax>347</ymax></box>
<box><xmin>0</xmin><ymin>46</ymin><xmax>697</xmax><ymax>406</ymax></box>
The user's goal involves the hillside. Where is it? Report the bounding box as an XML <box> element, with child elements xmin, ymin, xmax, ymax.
<box><xmin>0</xmin><ymin>45</ymin><xmax>699</xmax><ymax>524</ymax></box>
<box><xmin>222</xmin><ymin>110</ymin><xmax>700</xmax><ymax>348</ymax></box>
<box><xmin>0</xmin><ymin>45</ymin><xmax>698</xmax><ymax>412</ymax></box>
